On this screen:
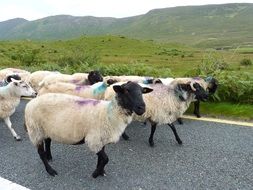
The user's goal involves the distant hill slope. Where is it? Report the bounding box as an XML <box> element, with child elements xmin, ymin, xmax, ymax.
<box><xmin>0</xmin><ymin>3</ymin><xmax>253</xmax><ymax>48</ymax></box>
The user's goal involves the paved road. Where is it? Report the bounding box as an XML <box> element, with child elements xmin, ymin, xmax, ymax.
<box><xmin>0</xmin><ymin>100</ymin><xmax>252</xmax><ymax>190</ymax></box>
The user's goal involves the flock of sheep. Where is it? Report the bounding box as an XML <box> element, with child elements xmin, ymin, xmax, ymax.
<box><xmin>0</xmin><ymin>67</ymin><xmax>218</xmax><ymax>178</ymax></box>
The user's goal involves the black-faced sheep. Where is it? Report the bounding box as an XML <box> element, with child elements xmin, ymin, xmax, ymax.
<box><xmin>24</xmin><ymin>82</ymin><xmax>152</xmax><ymax>178</ymax></box>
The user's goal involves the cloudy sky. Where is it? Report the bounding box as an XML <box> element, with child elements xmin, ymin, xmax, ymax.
<box><xmin>0</xmin><ymin>0</ymin><xmax>253</xmax><ymax>22</ymax></box>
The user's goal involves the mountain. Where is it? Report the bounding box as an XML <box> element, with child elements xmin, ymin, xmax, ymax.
<box><xmin>0</xmin><ymin>18</ymin><xmax>28</xmax><ymax>37</ymax></box>
<box><xmin>0</xmin><ymin>3</ymin><xmax>253</xmax><ymax>47</ymax></box>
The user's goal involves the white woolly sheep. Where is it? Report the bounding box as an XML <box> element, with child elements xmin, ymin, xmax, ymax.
<box><xmin>40</xmin><ymin>70</ymin><xmax>103</xmax><ymax>88</ymax></box>
<box><xmin>132</xmin><ymin>81</ymin><xmax>209</xmax><ymax>146</ymax></box>
<box><xmin>38</xmin><ymin>81</ymin><xmax>109</xmax><ymax>100</ymax></box>
<box><xmin>24</xmin><ymin>82</ymin><xmax>153</xmax><ymax>178</ymax></box>
<box><xmin>28</xmin><ymin>70</ymin><xmax>60</xmax><ymax>92</ymax></box>
<box><xmin>0</xmin><ymin>79</ymin><xmax>36</xmax><ymax>140</ymax></box>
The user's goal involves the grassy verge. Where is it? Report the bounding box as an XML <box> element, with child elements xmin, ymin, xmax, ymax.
<box><xmin>186</xmin><ymin>102</ymin><xmax>253</xmax><ymax>122</ymax></box>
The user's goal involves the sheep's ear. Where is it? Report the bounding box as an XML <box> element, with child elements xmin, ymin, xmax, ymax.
<box><xmin>142</xmin><ymin>87</ymin><xmax>153</xmax><ymax>94</ymax></box>
<box><xmin>11</xmin><ymin>78</ymin><xmax>19</xmax><ymax>83</ymax></box>
<box><xmin>113</xmin><ymin>85</ymin><xmax>124</xmax><ymax>93</ymax></box>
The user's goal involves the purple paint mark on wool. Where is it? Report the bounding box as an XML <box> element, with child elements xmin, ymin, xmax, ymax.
<box><xmin>75</xmin><ymin>99</ymin><xmax>100</xmax><ymax>106</ymax></box>
<box><xmin>71</xmin><ymin>79</ymin><xmax>80</xmax><ymax>84</ymax></box>
<box><xmin>75</xmin><ymin>85</ymin><xmax>89</xmax><ymax>92</ymax></box>
<box><xmin>193</xmin><ymin>77</ymin><xmax>201</xmax><ymax>80</ymax></box>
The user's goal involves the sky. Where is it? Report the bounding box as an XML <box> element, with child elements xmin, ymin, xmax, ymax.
<box><xmin>0</xmin><ymin>0</ymin><xmax>253</xmax><ymax>22</ymax></box>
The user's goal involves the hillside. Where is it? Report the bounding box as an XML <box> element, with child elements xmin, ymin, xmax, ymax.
<box><xmin>0</xmin><ymin>3</ymin><xmax>253</xmax><ymax>48</ymax></box>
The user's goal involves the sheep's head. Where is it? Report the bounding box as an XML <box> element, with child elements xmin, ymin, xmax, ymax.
<box><xmin>205</xmin><ymin>76</ymin><xmax>218</xmax><ymax>94</ymax></box>
<box><xmin>176</xmin><ymin>82</ymin><xmax>208</xmax><ymax>102</ymax></box>
<box><xmin>191</xmin><ymin>83</ymin><xmax>209</xmax><ymax>101</ymax></box>
<box><xmin>88</xmin><ymin>70</ymin><xmax>103</xmax><ymax>85</ymax></box>
<box><xmin>10</xmin><ymin>79</ymin><xmax>37</xmax><ymax>97</ymax></box>
<box><xmin>113</xmin><ymin>81</ymin><xmax>153</xmax><ymax>115</ymax></box>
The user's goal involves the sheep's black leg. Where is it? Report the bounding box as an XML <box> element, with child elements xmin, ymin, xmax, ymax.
<box><xmin>37</xmin><ymin>142</ymin><xmax>57</xmax><ymax>176</ymax></box>
<box><xmin>44</xmin><ymin>138</ymin><xmax>52</xmax><ymax>161</ymax></box>
<box><xmin>92</xmin><ymin>146</ymin><xmax>109</xmax><ymax>178</ymax></box>
<box><xmin>194</xmin><ymin>101</ymin><xmax>201</xmax><ymax>118</ymax></box>
<box><xmin>168</xmin><ymin>123</ymin><xmax>182</xmax><ymax>144</ymax></box>
<box><xmin>177</xmin><ymin>118</ymin><xmax>183</xmax><ymax>125</ymax></box>
<box><xmin>122</xmin><ymin>132</ymin><xmax>129</xmax><ymax>140</ymax></box>
<box><xmin>149</xmin><ymin>122</ymin><xmax>157</xmax><ymax>147</ymax></box>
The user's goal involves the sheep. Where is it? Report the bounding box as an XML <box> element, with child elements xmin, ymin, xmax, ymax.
<box><xmin>40</xmin><ymin>70</ymin><xmax>103</xmax><ymax>88</ymax></box>
<box><xmin>0</xmin><ymin>79</ymin><xmax>36</xmax><ymax>140</ymax></box>
<box><xmin>38</xmin><ymin>81</ymin><xmax>109</xmax><ymax>100</ymax></box>
<box><xmin>171</xmin><ymin>77</ymin><xmax>218</xmax><ymax>124</ymax></box>
<box><xmin>24</xmin><ymin>81</ymin><xmax>153</xmax><ymax>178</ymax></box>
<box><xmin>27</xmin><ymin>70</ymin><xmax>60</xmax><ymax>92</ymax></box>
<box><xmin>0</xmin><ymin>68</ymin><xmax>31</xmax><ymax>82</ymax></box>
<box><xmin>132</xmin><ymin>81</ymin><xmax>209</xmax><ymax>147</ymax></box>
<box><xmin>152</xmin><ymin>76</ymin><xmax>218</xmax><ymax>124</ymax></box>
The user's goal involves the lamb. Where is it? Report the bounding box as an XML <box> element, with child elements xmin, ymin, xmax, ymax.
<box><xmin>40</xmin><ymin>70</ymin><xmax>103</xmax><ymax>88</ymax></box>
<box><xmin>24</xmin><ymin>82</ymin><xmax>153</xmax><ymax>178</ymax></box>
<box><xmin>38</xmin><ymin>81</ymin><xmax>109</xmax><ymax>100</ymax></box>
<box><xmin>0</xmin><ymin>79</ymin><xmax>36</xmax><ymax>140</ymax></box>
<box><xmin>28</xmin><ymin>70</ymin><xmax>60</xmax><ymax>92</ymax></box>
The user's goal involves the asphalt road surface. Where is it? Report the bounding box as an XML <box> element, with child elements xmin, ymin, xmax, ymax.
<box><xmin>0</xmin><ymin>100</ymin><xmax>252</xmax><ymax>190</ymax></box>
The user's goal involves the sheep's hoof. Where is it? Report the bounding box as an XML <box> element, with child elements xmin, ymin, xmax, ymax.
<box><xmin>122</xmin><ymin>133</ymin><xmax>129</xmax><ymax>140</ymax></box>
<box><xmin>46</xmin><ymin>167</ymin><xmax>58</xmax><ymax>176</ymax></box>
<box><xmin>149</xmin><ymin>140</ymin><xmax>155</xmax><ymax>147</ymax></box>
<box><xmin>194</xmin><ymin>112</ymin><xmax>201</xmax><ymax>118</ymax></box>
<box><xmin>177</xmin><ymin>118</ymin><xmax>183</xmax><ymax>125</ymax></box>
<box><xmin>177</xmin><ymin>140</ymin><xmax>183</xmax><ymax>145</ymax></box>
<box><xmin>92</xmin><ymin>169</ymin><xmax>106</xmax><ymax>178</ymax></box>
<box><xmin>14</xmin><ymin>136</ymin><xmax>21</xmax><ymax>141</ymax></box>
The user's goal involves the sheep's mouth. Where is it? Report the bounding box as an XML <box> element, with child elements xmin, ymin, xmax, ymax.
<box><xmin>133</xmin><ymin>106</ymin><xmax>146</xmax><ymax>115</ymax></box>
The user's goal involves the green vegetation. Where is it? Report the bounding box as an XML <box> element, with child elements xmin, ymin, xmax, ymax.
<box><xmin>0</xmin><ymin>35</ymin><xmax>252</xmax><ymax>121</ymax></box>
<box><xmin>186</xmin><ymin>102</ymin><xmax>253</xmax><ymax>121</ymax></box>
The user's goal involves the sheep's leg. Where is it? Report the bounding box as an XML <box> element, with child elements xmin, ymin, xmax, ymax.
<box><xmin>44</xmin><ymin>138</ymin><xmax>52</xmax><ymax>161</ymax></box>
<box><xmin>122</xmin><ymin>132</ymin><xmax>129</xmax><ymax>140</ymax></box>
<box><xmin>168</xmin><ymin>123</ymin><xmax>182</xmax><ymax>144</ymax></box>
<box><xmin>177</xmin><ymin>118</ymin><xmax>183</xmax><ymax>125</ymax></box>
<box><xmin>148</xmin><ymin>122</ymin><xmax>157</xmax><ymax>147</ymax></box>
<box><xmin>193</xmin><ymin>101</ymin><xmax>201</xmax><ymax>118</ymax></box>
<box><xmin>92</xmin><ymin>146</ymin><xmax>109</xmax><ymax>178</ymax></box>
<box><xmin>37</xmin><ymin>142</ymin><xmax>57</xmax><ymax>176</ymax></box>
<box><xmin>3</xmin><ymin>117</ymin><xmax>21</xmax><ymax>141</ymax></box>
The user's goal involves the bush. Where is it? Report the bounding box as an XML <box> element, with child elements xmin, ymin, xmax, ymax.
<box><xmin>240</xmin><ymin>58</ymin><xmax>252</xmax><ymax>66</ymax></box>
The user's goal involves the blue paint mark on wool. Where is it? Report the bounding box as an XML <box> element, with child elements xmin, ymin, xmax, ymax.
<box><xmin>93</xmin><ymin>82</ymin><xmax>107</xmax><ymax>95</ymax></box>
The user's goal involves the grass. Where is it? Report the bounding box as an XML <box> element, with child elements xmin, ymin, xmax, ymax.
<box><xmin>186</xmin><ymin>102</ymin><xmax>253</xmax><ymax>122</ymax></box>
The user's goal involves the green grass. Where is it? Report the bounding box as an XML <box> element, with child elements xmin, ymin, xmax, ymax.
<box><xmin>186</xmin><ymin>102</ymin><xmax>253</xmax><ymax>121</ymax></box>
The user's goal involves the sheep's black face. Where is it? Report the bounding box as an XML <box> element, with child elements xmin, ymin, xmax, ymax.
<box><xmin>193</xmin><ymin>83</ymin><xmax>209</xmax><ymax>101</ymax></box>
<box><xmin>207</xmin><ymin>77</ymin><xmax>218</xmax><ymax>94</ymax></box>
<box><xmin>88</xmin><ymin>70</ymin><xmax>103</xmax><ymax>85</ymax></box>
<box><xmin>113</xmin><ymin>82</ymin><xmax>153</xmax><ymax>115</ymax></box>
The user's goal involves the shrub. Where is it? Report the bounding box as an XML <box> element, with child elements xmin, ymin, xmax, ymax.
<box><xmin>240</xmin><ymin>58</ymin><xmax>252</xmax><ymax>66</ymax></box>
